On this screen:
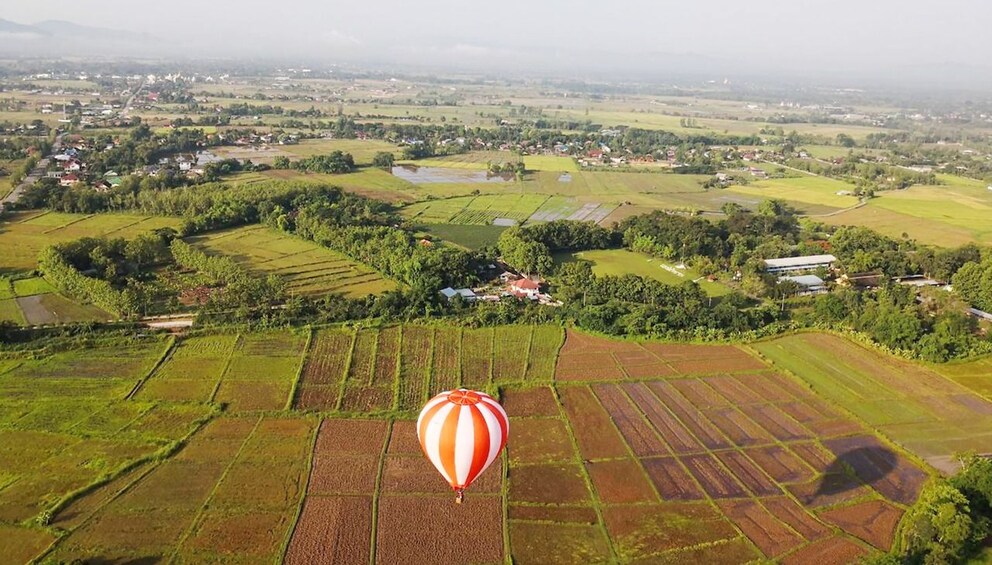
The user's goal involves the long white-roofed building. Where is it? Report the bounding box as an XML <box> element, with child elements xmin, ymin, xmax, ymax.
<box><xmin>763</xmin><ymin>254</ymin><xmax>837</xmax><ymax>274</ymax></box>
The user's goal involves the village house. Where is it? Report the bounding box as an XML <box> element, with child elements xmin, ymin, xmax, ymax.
<box><xmin>60</xmin><ymin>173</ymin><xmax>80</xmax><ymax>187</ymax></box>
<box><xmin>507</xmin><ymin>278</ymin><xmax>542</xmax><ymax>300</ymax></box>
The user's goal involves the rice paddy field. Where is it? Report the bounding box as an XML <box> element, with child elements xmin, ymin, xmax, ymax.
<box><xmin>822</xmin><ymin>175</ymin><xmax>992</xmax><ymax>246</ymax></box>
<box><xmin>726</xmin><ymin>176</ymin><xmax>861</xmax><ymax>211</ymax></box>
<box><xmin>11</xmin><ymin>324</ymin><xmax>992</xmax><ymax>563</ymax></box>
<box><xmin>0</xmin><ymin>276</ymin><xmax>111</xmax><ymax>326</ymax></box>
<box><xmin>0</xmin><ymin>211</ymin><xmax>182</xmax><ymax>274</ymax></box>
<box><xmin>185</xmin><ymin>224</ymin><xmax>398</xmax><ymax>298</ymax></box>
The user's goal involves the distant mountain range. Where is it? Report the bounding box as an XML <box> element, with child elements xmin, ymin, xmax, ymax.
<box><xmin>0</xmin><ymin>18</ymin><xmax>164</xmax><ymax>57</ymax></box>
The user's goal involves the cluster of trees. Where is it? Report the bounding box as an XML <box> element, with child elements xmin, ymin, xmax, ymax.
<box><xmin>37</xmin><ymin>235</ymin><xmax>173</xmax><ymax>317</ymax></box>
<box><xmin>170</xmin><ymin>240</ymin><xmax>284</xmax><ymax>308</ymax></box>
<box><xmin>497</xmin><ymin>221</ymin><xmax>618</xmax><ymax>275</ymax></box>
<box><xmin>273</xmin><ymin>150</ymin><xmax>355</xmax><ymax>174</ymax></box>
<box><xmin>274</xmin><ymin>190</ymin><xmax>476</xmax><ymax>290</ymax></box>
<box><xmin>552</xmin><ymin>263</ymin><xmax>774</xmax><ymax>338</ymax></box>
<box><xmin>871</xmin><ymin>456</ymin><xmax>992</xmax><ymax>564</ymax></box>
<box><xmin>783</xmin><ymin>154</ymin><xmax>937</xmax><ymax>191</ymax></box>
<box><xmin>952</xmin><ymin>253</ymin><xmax>992</xmax><ymax>313</ymax></box>
<box><xmin>808</xmin><ymin>285</ymin><xmax>981</xmax><ymax>361</ymax></box>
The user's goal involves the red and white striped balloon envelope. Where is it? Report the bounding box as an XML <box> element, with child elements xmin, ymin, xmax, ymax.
<box><xmin>417</xmin><ymin>389</ymin><xmax>509</xmax><ymax>503</ymax></box>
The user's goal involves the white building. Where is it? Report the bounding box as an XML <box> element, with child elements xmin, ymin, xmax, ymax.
<box><xmin>764</xmin><ymin>254</ymin><xmax>837</xmax><ymax>274</ymax></box>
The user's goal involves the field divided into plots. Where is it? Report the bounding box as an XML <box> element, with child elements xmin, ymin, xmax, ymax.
<box><xmin>752</xmin><ymin>333</ymin><xmax>992</xmax><ymax>474</ymax></box>
<box><xmin>294</xmin><ymin>324</ymin><xmax>565</xmax><ymax>414</ymax></box>
<box><xmin>186</xmin><ymin>225</ymin><xmax>398</xmax><ymax>298</ymax></box>
<box><xmin>136</xmin><ymin>329</ymin><xmax>309</xmax><ymax>412</ymax></box>
<box><xmin>12</xmin><ymin>326</ymin><xmax>992</xmax><ymax>563</ymax></box>
<box><xmin>286</xmin><ymin>419</ymin><xmax>505</xmax><ymax>564</ymax></box>
<box><xmin>46</xmin><ymin>416</ymin><xmax>316</xmax><ymax>563</ymax></box>
<box><xmin>401</xmin><ymin>193</ymin><xmax>616</xmax><ymax>226</ymax></box>
<box><xmin>0</xmin><ymin>336</ymin><xmax>215</xmax><ymax>560</ymax></box>
<box><xmin>539</xmin><ymin>329</ymin><xmax>933</xmax><ymax>563</ymax></box>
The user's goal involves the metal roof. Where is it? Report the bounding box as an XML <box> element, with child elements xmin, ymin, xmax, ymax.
<box><xmin>764</xmin><ymin>254</ymin><xmax>837</xmax><ymax>269</ymax></box>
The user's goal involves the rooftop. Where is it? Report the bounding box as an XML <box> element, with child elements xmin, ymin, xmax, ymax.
<box><xmin>764</xmin><ymin>254</ymin><xmax>837</xmax><ymax>269</ymax></box>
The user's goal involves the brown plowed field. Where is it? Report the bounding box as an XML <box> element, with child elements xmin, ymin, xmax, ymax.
<box><xmin>557</xmin><ymin>385</ymin><xmax>628</xmax><ymax>459</ymax></box>
<box><xmin>680</xmin><ymin>453</ymin><xmax>749</xmax><ymax>498</ymax></box>
<box><xmin>781</xmin><ymin>535</ymin><xmax>868</xmax><ymax>565</ymax></box>
<box><xmin>715</xmin><ymin>450</ymin><xmax>782</xmax><ymax>496</ymax></box>
<box><xmin>717</xmin><ymin>498</ymin><xmax>804</xmax><ymax>557</ymax></box>
<box><xmin>285</xmin><ymin>496</ymin><xmax>373</xmax><ymax>565</ymax></box>
<box><xmin>503</xmin><ymin>386</ymin><xmax>559</xmax><ymax>417</ymax></box>
<box><xmin>592</xmin><ymin>384</ymin><xmax>669</xmax><ymax>457</ymax></box>
<box><xmin>641</xmin><ymin>456</ymin><xmax>706</xmax><ymax>500</ymax></box>
<box><xmin>818</xmin><ymin>500</ymin><xmax>904</xmax><ymax>550</ymax></box>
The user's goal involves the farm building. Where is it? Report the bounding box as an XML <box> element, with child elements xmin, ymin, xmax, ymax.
<box><xmin>838</xmin><ymin>271</ymin><xmax>884</xmax><ymax>290</ymax></box>
<box><xmin>764</xmin><ymin>254</ymin><xmax>836</xmax><ymax>274</ymax></box>
<box><xmin>439</xmin><ymin>287</ymin><xmax>477</xmax><ymax>302</ymax></box>
<box><xmin>895</xmin><ymin>275</ymin><xmax>944</xmax><ymax>288</ymax></box>
<box><xmin>779</xmin><ymin>274</ymin><xmax>827</xmax><ymax>295</ymax></box>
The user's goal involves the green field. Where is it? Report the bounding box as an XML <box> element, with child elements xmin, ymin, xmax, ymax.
<box><xmin>523</xmin><ymin>155</ymin><xmax>579</xmax><ymax>171</ymax></box>
<box><xmin>0</xmin><ymin>335</ymin><xmax>215</xmax><ymax>557</ymax></box>
<box><xmin>186</xmin><ymin>225</ymin><xmax>398</xmax><ymax>298</ymax></box>
<box><xmin>561</xmin><ymin>249</ymin><xmax>732</xmax><ymax>297</ymax></box>
<box><xmin>0</xmin><ymin>211</ymin><xmax>182</xmax><ymax>273</ymax></box>
<box><xmin>421</xmin><ymin>223</ymin><xmax>508</xmax><ymax>249</ymax></box>
<box><xmin>824</xmin><ymin>175</ymin><xmax>992</xmax><ymax>246</ymax></box>
<box><xmin>726</xmin><ymin>175</ymin><xmax>861</xmax><ymax>211</ymax></box>
<box><xmin>751</xmin><ymin>333</ymin><xmax>992</xmax><ymax>474</ymax></box>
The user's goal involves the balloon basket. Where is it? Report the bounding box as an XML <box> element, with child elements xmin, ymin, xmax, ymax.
<box><xmin>455</xmin><ymin>490</ymin><xmax>464</xmax><ymax>504</ymax></box>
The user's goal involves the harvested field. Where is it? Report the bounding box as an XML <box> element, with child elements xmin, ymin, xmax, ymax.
<box><xmin>187</xmin><ymin>225</ymin><xmax>398</xmax><ymax>298</ymax></box>
<box><xmin>507</xmin><ymin>417</ymin><xmax>574</xmax><ymax>465</ymax></box>
<box><xmin>585</xmin><ymin>459</ymin><xmax>658</xmax><ymax>503</ymax></box>
<box><xmin>509</xmin><ymin>463</ymin><xmax>591</xmax><ymax>505</ymax></box>
<box><xmin>285</xmin><ymin>496</ymin><xmax>373</xmax><ymax>565</ymax></box>
<box><xmin>753</xmin><ymin>332</ymin><xmax>992</xmax><ymax>472</ymax></box>
<box><xmin>818</xmin><ymin>500</ymin><xmax>903</xmax><ymax>551</ymax></box>
<box><xmin>376</xmin><ymin>495</ymin><xmax>503</xmax><ymax>565</ymax></box>
<box><xmin>502</xmin><ymin>386</ymin><xmax>559</xmax><ymax>418</ymax></box>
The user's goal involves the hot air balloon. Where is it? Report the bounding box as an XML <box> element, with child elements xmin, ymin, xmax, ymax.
<box><xmin>417</xmin><ymin>389</ymin><xmax>509</xmax><ymax>503</ymax></box>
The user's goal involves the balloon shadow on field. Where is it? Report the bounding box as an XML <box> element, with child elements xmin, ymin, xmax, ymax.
<box><xmin>815</xmin><ymin>445</ymin><xmax>897</xmax><ymax>498</ymax></box>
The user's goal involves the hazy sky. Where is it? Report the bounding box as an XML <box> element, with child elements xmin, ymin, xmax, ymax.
<box><xmin>5</xmin><ymin>1</ymin><xmax>992</xmax><ymax>84</ymax></box>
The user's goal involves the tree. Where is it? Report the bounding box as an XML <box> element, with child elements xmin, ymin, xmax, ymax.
<box><xmin>901</xmin><ymin>482</ymin><xmax>975</xmax><ymax>564</ymax></box>
<box><xmin>836</xmin><ymin>133</ymin><xmax>856</xmax><ymax>148</ymax></box>
<box><xmin>372</xmin><ymin>151</ymin><xmax>395</xmax><ymax>170</ymax></box>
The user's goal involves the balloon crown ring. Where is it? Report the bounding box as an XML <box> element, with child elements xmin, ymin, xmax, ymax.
<box><xmin>447</xmin><ymin>389</ymin><xmax>482</xmax><ymax>405</ymax></box>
